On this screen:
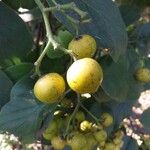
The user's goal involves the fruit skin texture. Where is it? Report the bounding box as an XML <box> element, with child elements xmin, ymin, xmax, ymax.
<box><xmin>104</xmin><ymin>143</ymin><xmax>116</xmax><ymax>150</ymax></box>
<box><xmin>68</xmin><ymin>34</ymin><xmax>97</xmax><ymax>59</ymax></box>
<box><xmin>67</xmin><ymin>132</ymin><xmax>87</xmax><ymax>150</ymax></box>
<box><xmin>101</xmin><ymin>112</ymin><xmax>113</xmax><ymax>127</ymax></box>
<box><xmin>51</xmin><ymin>136</ymin><xmax>66</xmax><ymax>150</ymax></box>
<box><xmin>134</xmin><ymin>68</ymin><xmax>150</xmax><ymax>83</ymax></box>
<box><xmin>42</xmin><ymin>120</ymin><xmax>58</xmax><ymax>140</ymax></box>
<box><xmin>34</xmin><ymin>73</ymin><xmax>65</xmax><ymax>103</ymax></box>
<box><xmin>94</xmin><ymin>130</ymin><xmax>107</xmax><ymax>142</ymax></box>
<box><xmin>67</xmin><ymin>58</ymin><xmax>103</xmax><ymax>94</ymax></box>
<box><xmin>80</xmin><ymin>120</ymin><xmax>92</xmax><ymax>132</ymax></box>
<box><xmin>75</xmin><ymin>111</ymin><xmax>85</xmax><ymax>123</ymax></box>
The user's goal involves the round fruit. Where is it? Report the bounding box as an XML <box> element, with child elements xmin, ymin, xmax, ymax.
<box><xmin>134</xmin><ymin>68</ymin><xmax>150</xmax><ymax>83</ymax></box>
<box><xmin>85</xmin><ymin>133</ymin><xmax>98</xmax><ymax>149</ymax></box>
<box><xmin>66</xmin><ymin>58</ymin><xmax>103</xmax><ymax>94</ymax></box>
<box><xmin>45</xmin><ymin>120</ymin><xmax>58</xmax><ymax>133</ymax></box>
<box><xmin>75</xmin><ymin>111</ymin><xmax>85</xmax><ymax>123</ymax></box>
<box><xmin>80</xmin><ymin>120</ymin><xmax>92</xmax><ymax>132</ymax></box>
<box><xmin>34</xmin><ymin>73</ymin><xmax>65</xmax><ymax>103</ymax></box>
<box><xmin>68</xmin><ymin>34</ymin><xmax>97</xmax><ymax>59</ymax></box>
<box><xmin>101</xmin><ymin>113</ymin><xmax>113</xmax><ymax>127</ymax></box>
<box><xmin>67</xmin><ymin>132</ymin><xmax>87</xmax><ymax>150</ymax></box>
<box><xmin>51</xmin><ymin>136</ymin><xmax>66</xmax><ymax>150</ymax></box>
<box><xmin>43</xmin><ymin>132</ymin><xmax>55</xmax><ymax>141</ymax></box>
<box><xmin>94</xmin><ymin>130</ymin><xmax>107</xmax><ymax>142</ymax></box>
<box><xmin>113</xmin><ymin>138</ymin><xmax>122</xmax><ymax>145</ymax></box>
<box><xmin>104</xmin><ymin>143</ymin><xmax>116</xmax><ymax>150</ymax></box>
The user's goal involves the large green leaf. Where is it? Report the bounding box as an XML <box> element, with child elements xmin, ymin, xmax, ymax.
<box><xmin>0</xmin><ymin>70</ymin><xmax>13</xmax><ymax>109</ymax></box>
<box><xmin>5</xmin><ymin>63</ymin><xmax>34</xmax><ymax>82</ymax></box>
<box><xmin>137</xmin><ymin>23</ymin><xmax>150</xmax><ymax>57</ymax></box>
<box><xmin>122</xmin><ymin>136</ymin><xmax>138</xmax><ymax>150</ymax></box>
<box><xmin>119</xmin><ymin>5</ymin><xmax>140</xmax><ymax>26</ymax></box>
<box><xmin>140</xmin><ymin>108</ymin><xmax>150</xmax><ymax>129</ymax></box>
<box><xmin>0</xmin><ymin>2</ymin><xmax>33</xmax><ymax>65</ymax></box>
<box><xmin>2</xmin><ymin>0</ymin><xmax>20</xmax><ymax>9</ymax></box>
<box><xmin>0</xmin><ymin>76</ymin><xmax>55</xmax><ymax>143</ymax></box>
<box><xmin>100</xmin><ymin>49</ymin><xmax>143</xmax><ymax>101</ymax></box>
<box><xmin>48</xmin><ymin>0</ymin><xmax>128</xmax><ymax>62</ymax></box>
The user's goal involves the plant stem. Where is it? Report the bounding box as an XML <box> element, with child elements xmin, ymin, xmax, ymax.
<box><xmin>80</xmin><ymin>102</ymin><xmax>99</xmax><ymax>124</ymax></box>
<box><xmin>65</xmin><ymin>102</ymin><xmax>80</xmax><ymax>137</ymax></box>
<box><xmin>34</xmin><ymin>40</ymin><xmax>51</xmax><ymax>76</ymax></box>
<box><xmin>34</xmin><ymin>0</ymin><xmax>87</xmax><ymax>75</ymax></box>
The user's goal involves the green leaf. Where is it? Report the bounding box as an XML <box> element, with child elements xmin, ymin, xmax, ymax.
<box><xmin>46</xmin><ymin>44</ymin><xmax>65</xmax><ymax>59</ymax></box>
<box><xmin>140</xmin><ymin>108</ymin><xmax>150</xmax><ymax>129</ymax></box>
<box><xmin>48</xmin><ymin>0</ymin><xmax>128</xmax><ymax>62</ymax></box>
<box><xmin>2</xmin><ymin>0</ymin><xmax>20</xmax><ymax>9</ymax></box>
<box><xmin>46</xmin><ymin>30</ymin><xmax>73</xmax><ymax>59</ymax></box>
<box><xmin>0</xmin><ymin>2</ymin><xmax>33</xmax><ymax>65</ymax></box>
<box><xmin>119</xmin><ymin>5</ymin><xmax>140</xmax><ymax>26</ymax></box>
<box><xmin>57</xmin><ymin>30</ymin><xmax>73</xmax><ymax>48</ymax></box>
<box><xmin>20</xmin><ymin>0</ymin><xmax>36</xmax><ymax>9</ymax></box>
<box><xmin>122</xmin><ymin>136</ymin><xmax>138</xmax><ymax>150</ymax></box>
<box><xmin>137</xmin><ymin>23</ymin><xmax>150</xmax><ymax>57</ymax></box>
<box><xmin>0</xmin><ymin>76</ymin><xmax>55</xmax><ymax>143</ymax></box>
<box><xmin>103</xmin><ymin>101</ymin><xmax>134</xmax><ymax>128</ymax></box>
<box><xmin>41</xmin><ymin>56</ymin><xmax>70</xmax><ymax>74</ymax></box>
<box><xmin>5</xmin><ymin>63</ymin><xmax>33</xmax><ymax>82</ymax></box>
<box><xmin>0</xmin><ymin>70</ymin><xmax>13</xmax><ymax>109</ymax></box>
<box><xmin>100</xmin><ymin>52</ymin><xmax>143</xmax><ymax>101</ymax></box>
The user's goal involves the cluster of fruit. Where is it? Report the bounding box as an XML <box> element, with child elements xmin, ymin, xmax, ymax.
<box><xmin>34</xmin><ymin>34</ymin><xmax>103</xmax><ymax>104</ymax></box>
<box><xmin>42</xmin><ymin>108</ymin><xmax>124</xmax><ymax>150</ymax></box>
<box><xmin>33</xmin><ymin>34</ymin><xmax>124</xmax><ymax>149</ymax></box>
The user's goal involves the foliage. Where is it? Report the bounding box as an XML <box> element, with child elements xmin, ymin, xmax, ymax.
<box><xmin>0</xmin><ymin>0</ymin><xmax>149</xmax><ymax>149</ymax></box>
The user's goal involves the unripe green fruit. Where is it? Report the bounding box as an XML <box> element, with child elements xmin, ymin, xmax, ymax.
<box><xmin>94</xmin><ymin>130</ymin><xmax>107</xmax><ymax>142</ymax></box>
<box><xmin>75</xmin><ymin>111</ymin><xmax>85</xmax><ymax>123</ymax></box>
<box><xmin>51</xmin><ymin>136</ymin><xmax>66</xmax><ymax>150</ymax></box>
<box><xmin>67</xmin><ymin>132</ymin><xmax>87</xmax><ymax>150</ymax></box>
<box><xmin>43</xmin><ymin>132</ymin><xmax>55</xmax><ymax>141</ymax></box>
<box><xmin>104</xmin><ymin>143</ymin><xmax>116</xmax><ymax>150</ymax></box>
<box><xmin>101</xmin><ymin>112</ymin><xmax>113</xmax><ymax>127</ymax></box>
<box><xmin>134</xmin><ymin>68</ymin><xmax>150</xmax><ymax>83</ymax></box>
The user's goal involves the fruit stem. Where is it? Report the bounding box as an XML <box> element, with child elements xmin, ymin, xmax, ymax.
<box><xmin>34</xmin><ymin>0</ymin><xmax>77</xmax><ymax>75</ymax></box>
<box><xmin>80</xmin><ymin>103</ymin><xmax>100</xmax><ymax>124</ymax></box>
<box><xmin>65</xmin><ymin>104</ymin><xmax>80</xmax><ymax>137</ymax></box>
<box><xmin>64</xmin><ymin>94</ymin><xmax>81</xmax><ymax>137</ymax></box>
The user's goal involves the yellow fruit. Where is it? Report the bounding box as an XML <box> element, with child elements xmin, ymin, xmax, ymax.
<box><xmin>94</xmin><ymin>130</ymin><xmax>107</xmax><ymax>142</ymax></box>
<box><xmin>34</xmin><ymin>73</ymin><xmax>65</xmax><ymax>103</ymax></box>
<box><xmin>80</xmin><ymin>120</ymin><xmax>92</xmax><ymax>132</ymax></box>
<box><xmin>51</xmin><ymin>136</ymin><xmax>66</xmax><ymax>150</ymax></box>
<box><xmin>68</xmin><ymin>34</ymin><xmax>97</xmax><ymax>59</ymax></box>
<box><xmin>134</xmin><ymin>68</ymin><xmax>150</xmax><ymax>83</ymax></box>
<box><xmin>66</xmin><ymin>58</ymin><xmax>103</xmax><ymax>94</ymax></box>
<box><xmin>104</xmin><ymin>143</ymin><xmax>116</xmax><ymax>150</ymax></box>
<box><xmin>75</xmin><ymin>111</ymin><xmax>85</xmax><ymax>123</ymax></box>
<box><xmin>101</xmin><ymin>113</ymin><xmax>113</xmax><ymax>127</ymax></box>
<box><xmin>67</xmin><ymin>132</ymin><xmax>87</xmax><ymax>150</ymax></box>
